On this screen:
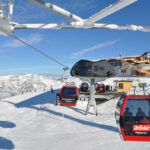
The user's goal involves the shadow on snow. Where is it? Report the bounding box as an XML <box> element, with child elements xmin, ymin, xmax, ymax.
<box><xmin>0</xmin><ymin>121</ymin><xmax>16</xmax><ymax>128</ymax></box>
<box><xmin>15</xmin><ymin>90</ymin><xmax>58</xmax><ymax>107</ymax></box>
<box><xmin>0</xmin><ymin>137</ymin><xmax>15</xmax><ymax>149</ymax></box>
<box><xmin>6</xmin><ymin>89</ymin><xmax>118</xmax><ymax>133</ymax></box>
<box><xmin>0</xmin><ymin>121</ymin><xmax>15</xmax><ymax>149</ymax></box>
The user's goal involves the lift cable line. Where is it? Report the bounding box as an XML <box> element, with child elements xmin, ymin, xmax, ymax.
<box><xmin>11</xmin><ymin>34</ymin><xmax>69</xmax><ymax>71</ymax></box>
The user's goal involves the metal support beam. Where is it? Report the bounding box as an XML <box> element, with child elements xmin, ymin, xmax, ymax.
<box><xmin>12</xmin><ymin>23</ymin><xmax>150</xmax><ymax>32</ymax></box>
<box><xmin>8</xmin><ymin>0</ymin><xmax>14</xmax><ymax>21</ymax></box>
<box><xmin>84</xmin><ymin>0</ymin><xmax>137</xmax><ymax>25</ymax></box>
<box><xmin>62</xmin><ymin>67</ymin><xmax>69</xmax><ymax>81</ymax></box>
<box><xmin>85</xmin><ymin>78</ymin><xmax>98</xmax><ymax>115</ymax></box>
<box><xmin>28</xmin><ymin>0</ymin><xmax>83</xmax><ymax>22</ymax></box>
<box><xmin>0</xmin><ymin>17</ymin><xmax>13</xmax><ymax>35</ymax></box>
<box><xmin>0</xmin><ymin>6</ymin><xmax>7</xmax><ymax>19</ymax></box>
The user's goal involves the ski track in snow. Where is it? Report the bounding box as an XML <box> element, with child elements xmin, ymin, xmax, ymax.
<box><xmin>0</xmin><ymin>90</ymin><xmax>150</xmax><ymax>150</ymax></box>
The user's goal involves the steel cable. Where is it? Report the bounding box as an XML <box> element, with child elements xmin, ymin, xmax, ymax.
<box><xmin>11</xmin><ymin>34</ymin><xmax>69</xmax><ymax>70</ymax></box>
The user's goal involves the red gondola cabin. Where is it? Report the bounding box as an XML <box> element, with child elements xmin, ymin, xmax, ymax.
<box><xmin>80</xmin><ymin>82</ymin><xmax>89</xmax><ymax>92</ymax></box>
<box><xmin>96</xmin><ymin>84</ymin><xmax>105</xmax><ymax>93</ymax></box>
<box><xmin>115</xmin><ymin>94</ymin><xmax>150</xmax><ymax>141</ymax></box>
<box><xmin>56</xmin><ymin>86</ymin><xmax>78</xmax><ymax>106</ymax></box>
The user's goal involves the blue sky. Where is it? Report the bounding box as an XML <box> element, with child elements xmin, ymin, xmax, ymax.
<box><xmin>0</xmin><ymin>0</ymin><xmax>150</xmax><ymax>76</ymax></box>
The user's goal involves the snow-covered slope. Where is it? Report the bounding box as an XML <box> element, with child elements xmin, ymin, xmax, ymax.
<box><xmin>1</xmin><ymin>90</ymin><xmax>150</xmax><ymax>150</ymax></box>
<box><xmin>0</xmin><ymin>74</ymin><xmax>150</xmax><ymax>149</ymax></box>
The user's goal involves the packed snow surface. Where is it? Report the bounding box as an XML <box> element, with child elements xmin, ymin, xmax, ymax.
<box><xmin>1</xmin><ymin>90</ymin><xmax>150</xmax><ymax>150</ymax></box>
<box><xmin>0</xmin><ymin>74</ymin><xmax>150</xmax><ymax>150</ymax></box>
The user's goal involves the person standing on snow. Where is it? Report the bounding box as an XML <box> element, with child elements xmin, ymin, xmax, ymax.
<box><xmin>51</xmin><ymin>85</ymin><xmax>54</xmax><ymax>94</ymax></box>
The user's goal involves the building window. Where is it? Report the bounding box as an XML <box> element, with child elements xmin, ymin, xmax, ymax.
<box><xmin>119</xmin><ymin>83</ymin><xmax>123</xmax><ymax>89</ymax></box>
<box><xmin>88</xmin><ymin>65</ymin><xmax>92</xmax><ymax>71</ymax></box>
<box><xmin>99</xmin><ymin>67</ymin><xmax>104</xmax><ymax>71</ymax></box>
<box><xmin>119</xmin><ymin>61</ymin><xmax>122</xmax><ymax>67</ymax></box>
<box><xmin>94</xmin><ymin>65</ymin><xmax>98</xmax><ymax>72</ymax></box>
<box><xmin>115</xmin><ymin>60</ymin><xmax>118</xmax><ymax>67</ymax></box>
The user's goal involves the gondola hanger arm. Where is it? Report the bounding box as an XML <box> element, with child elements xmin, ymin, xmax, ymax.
<box><xmin>84</xmin><ymin>0</ymin><xmax>137</xmax><ymax>25</ymax></box>
<box><xmin>8</xmin><ymin>0</ymin><xmax>14</xmax><ymax>21</ymax></box>
<box><xmin>28</xmin><ymin>0</ymin><xmax>83</xmax><ymax>22</ymax></box>
<box><xmin>12</xmin><ymin>22</ymin><xmax>150</xmax><ymax>32</ymax></box>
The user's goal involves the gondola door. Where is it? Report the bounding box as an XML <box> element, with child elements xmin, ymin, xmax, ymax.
<box><xmin>116</xmin><ymin>95</ymin><xmax>150</xmax><ymax>141</ymax></box>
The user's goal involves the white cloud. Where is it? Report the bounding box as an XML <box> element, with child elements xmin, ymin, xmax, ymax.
<box><xmin>2</xmin><ymin>33</ymin><xmax>44</xmax><ymax>48</ymax></box>
<box><xmin>70</xmin><ymin>40</ymin><xmax>118</xmax><ymax>59</ymax></box>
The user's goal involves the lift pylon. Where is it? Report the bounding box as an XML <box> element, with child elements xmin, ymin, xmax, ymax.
<box><xmin>85</xmin><ymin>78</ymin><xmax>98</xmax><ymax>115</ymax></box>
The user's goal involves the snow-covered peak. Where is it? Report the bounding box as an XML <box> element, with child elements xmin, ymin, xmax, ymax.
<box><xmin>0</xmin><ymin>74</ymin><xmax>59</xmax><ymax>99</ymax></box>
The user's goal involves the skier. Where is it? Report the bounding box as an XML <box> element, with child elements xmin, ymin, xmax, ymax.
<box><xmin>51</xmin><ymin>85</ymin><xmax>54</xmax><ymax>94</ymax></box>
